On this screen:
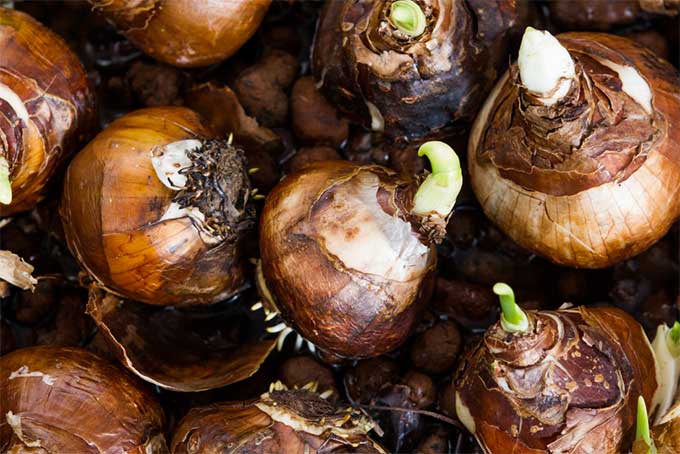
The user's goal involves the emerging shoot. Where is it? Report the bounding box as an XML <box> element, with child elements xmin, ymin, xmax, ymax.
<box><xmin>412</xmin><ymin>141</ymin><xmax>462</xmax><ymax>217</ymax></box>
<box><xmin>389</xmin><ymin>0</ymin><xmax>427</xmax><ymax>38</ymax></box>
<box><xmin>518</xmin><ymin>27</ymin><xmax>575</xmax><ymax>106</ymax></box>
<box><xmin>636</xmin><ymin>396</ymin><xmax>657</xmax><ymax>454</ymax></box>
<box><xmin>493</xmin><ymin>282</ymin><xmax>529</xmax><ymax>333</ymax></box>
<box><xmin>0</xmin><ymin>156</ymin><xmax>11</xmax><ymax>205</ymax></box>
<box><xmin>651</xmin><ymin>321</ymin><xmax>680</xmax><ymax>424</ymax></box>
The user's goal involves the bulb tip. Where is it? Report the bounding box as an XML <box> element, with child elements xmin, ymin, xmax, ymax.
<box><xmin>493</xmin><ymin>282</ymin><xmax>513</xmax><ymax>297</ymax></box>
<box><xmin>411</xmin><ymin>141</ymin><xmax>462</xmax><ymax>217</ymax></box>
<box><xmin>667</xmin><ymin>320</ymin><xmax>680</xmax><ymax>356</ymax></box>
<box><xmin>493</xmin><ymin>282</ymin><xmax>529</xmax><ymax>333</ymax></box>
<box><xmin>389</xmin><ymin>0</ymin><xmax>427</xmax><ymax>37</ymax></box>
<box><xmin>518</xmin><ymin>27</ymin><xmax>575</xmax><ymax>104</ymax></box>
<box><xmin>636</xmin><ymin>396</ymin><xmax>653</xmax><ymax>447</ymax></box>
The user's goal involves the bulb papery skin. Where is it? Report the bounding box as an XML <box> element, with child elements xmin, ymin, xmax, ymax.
<box><xmin>518</xmin><ymin>27</ymin><xmax>575</xmax><ymax>105</ymax></box>
<box><xmin>312</xmin><ymin>0</ymin><xmax>527</xmax><ymax>142</ymax></box>
<box><xmin>650</xmin><ymin>402</ymin><xmax>680</xmax><ymax>454</ymax></box>
<box><xmin>61</xmin><ymin>107</ymin><xmax>253</xmax><ymax>306</ymax></box>
<box><xmin>260</xmin><ymin>160</ymin><xmax>438</xmax><ymax>359</ymax></box>
<box><xmin>0</xmin><ymin>346</ymin><xmax>167</xmax><ymax>453</ymax></box>
<box><xmin>90</xmin><ymin>0</ymin><xmax>271</xmax><ymax>67</ymax></box>
<box><xmin>454</xmin><ymin>306</ymin><xmax>658</xmax><ymax>454</ymax></box>
<box><xmin>0</xmin><ymin>9</ymin><xmax>96</xmax><ymax>216</ymax></box>
<box><xmin>171</xmin><ymin>383</ymin><xmax>385</xmax><ymax>453</ymax></box>
<box><xmin>469</xmin><ymin>32</ymin><xmax>680</xmax><ymax>268</ymax></box>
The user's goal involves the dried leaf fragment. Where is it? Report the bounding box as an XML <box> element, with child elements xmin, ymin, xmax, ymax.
<box><xmin>0</xmin><ymin>250</ymin><xmax>37</xmax><ymax>291</ymax></box>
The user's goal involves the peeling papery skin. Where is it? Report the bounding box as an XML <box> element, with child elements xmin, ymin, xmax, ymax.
<box><xmin>0</xmin><ymin>346</ymin><xmax>167</xmax><ymax>453</ymax></box>
<box><xmin>171</xmin><ymin>386</ymin><xmax>385</xmax><ymax>454</ymax></box>
<box><xmin>469</xmin><ymin>32</ymin><xmax>680</xmax><ymax>268</ymax></box>
<box><xmin>0</xmin><ymin>250</ymin><xmax>37</xmax><ymax>290</ymax></box>
<box><xmin>86</xmin><ymin>288</ymin><xmax>276</xmax><ymax>392</ymax></box>
<box><xmin>260</xmin><ymin>160</ymin><xmax>438</xmax><ymax>358</ymax></box>
<box><xmin>0</xmin><ymin>9</ymin><xmax>95</xmax><ymax>216</ymax></box>
<box><xmin>61</xmin><ymin>107</ymin><xmax>250</xmax><ymax>306</ymax></box>
<box><xmin>89</xmin><ymin>0</ymin><xmax>271</xmax><ymax>67</ymax></box>
<box><xmin>454</xmin><ymin>306</ymin><xmax>658</xmax><ymax>454</ymax></box>
<box><xmin>312</xmin><ymin>0</ymin><xmax>526</xmax><ymax>142</ymax></box>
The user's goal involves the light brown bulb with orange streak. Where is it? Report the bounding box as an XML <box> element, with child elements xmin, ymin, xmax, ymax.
<box><xmin>61</xmin><ymin>107</ymin><xmax>255</xmax><ymax>306</ymax></box>
<box><xmin>89</xmin><ymin>0</ymin><xmax>271</xmax><ymax>67</ymax></box>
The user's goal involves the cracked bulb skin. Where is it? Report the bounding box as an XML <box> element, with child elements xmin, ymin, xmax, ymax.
<box><xmin>312</xmin><ymin>0</ymin><xmax>527</xmax><ymax>142</ymax></box>
<box><xmin>259</xmin><ymin>160</ymin><xmax>452</xmax><ymax>359</ymax></box>
<box><xmin>0</xmin><ymin>8</ymin><xmax>96</xmax><ymax>216</ymax></box>
<box><xmin>0</xmin><ymin>346</ymin><xmax>167</xmax><ymax>453</ymax></box>
<box><xmin>468</xmin><ymin>31</ymin><xmax>680</xmax><ymax>268</ymax></box>
<box><xmin>454</xmin><ymin>306</ymin><xmax>657</xmax><ymax>454</ymax></box>
<box><xmin>60</xmin><ymin>107</ymin><xmax>254</xmax><ymax>306</ymax></box>
<box><xmin>89</xmin><ymin>0</ymin><xmax>271</xmax><ymax>67</ymax></box>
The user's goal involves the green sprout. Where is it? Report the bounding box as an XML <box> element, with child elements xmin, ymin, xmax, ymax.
<box><xmin>493</xmin><ymin>283</ymin><xmax>529</xmax><ymax>333</ymax></box>
<box><xmin>667</xmin><ymin>321</ymin><xmax>680</xmax><ymax>357</ymax></box>
<box><xmin>389</xmin><ymin>0</ymin><xmax>426</xmax><ymax>37</ymax></box>
<box><xmin>412</xmin><ymin>141</ymin><xmax>462</xmax><ymax>217</ymax></box>
<box><xmin>636</xmin><ymin>396</ymin><xmax>657</xmax><ymax>454</ymax></box>
<box><xmin>0</xmin><ymin>156</ymin><xmax>11</xmax><ymax>205</ymax></box>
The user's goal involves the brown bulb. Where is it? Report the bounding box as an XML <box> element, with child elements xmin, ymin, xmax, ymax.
<box><xmin>90</xmin><ymin>0</ymin><xmax>271</xmax><ymax>67</ymax></box>
<box><xmin>61</xmin><ymin>107</ymin><xmax>255</xmax><ymax>306</ymax></box>
<box><xmin>171</xmin><ymin>382</ymin><xmax>385</xmax><ymax>453</ymax></box>
<box><xmin>279</xmin><ymin>356</ymin><xmax>338</xmax><ymax>402</ymax></box>
<box><xmin>409</xmin><ymin>320</ymin><xmax>461</xmax><ymax>374</ymax></box>
<box><xmin>312</xmin><ymin>0</ymin><xmax>527</xmax><ymax>142</ymax></box>
<box><xmin>0</xmin><ymin>346</ymin><xmax>167</xmax><ymax>452</ymax></box>
<box><xmin>0</xmin><ymin>8</ymin><xmax>95</xmax><ymax>216</ymax></box>
<box><xmin>345</xmin><ymin>357</ymin><xmax>400</xmax><ymax>404</ymax></box>
<box><xmin>454</xmin><ymin>306</ymin><xmax>657</xmax><ymax>453</ymax></box>
<box><xmin>259</xmin><ymin>160</ymin><xmax>442</xmax><ymax>358</ymax></box>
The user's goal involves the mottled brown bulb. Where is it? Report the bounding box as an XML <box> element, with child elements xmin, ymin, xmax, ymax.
<box><xmin>0</xmin><ymin>8</ymin><xmax>95</xmax><ymax>216</ymax></box>
<box><xmin>61</xmin><ymin>107</ymin><xmax>254</xmax><ymax>306</ymax></box>
<box><xmin>455</xmin><ymin>306</ymin><xmax>657</xmax><ymax>453</ymax></box>
<box><xmin>312</xmin><ymin>0</ymin><xmax>527</xmax><ymax>142</ymax></box>
<box><xmin>259</xmin><ymin>161</ymin><xmax>438</xmax><ymax>358</ymax></box>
